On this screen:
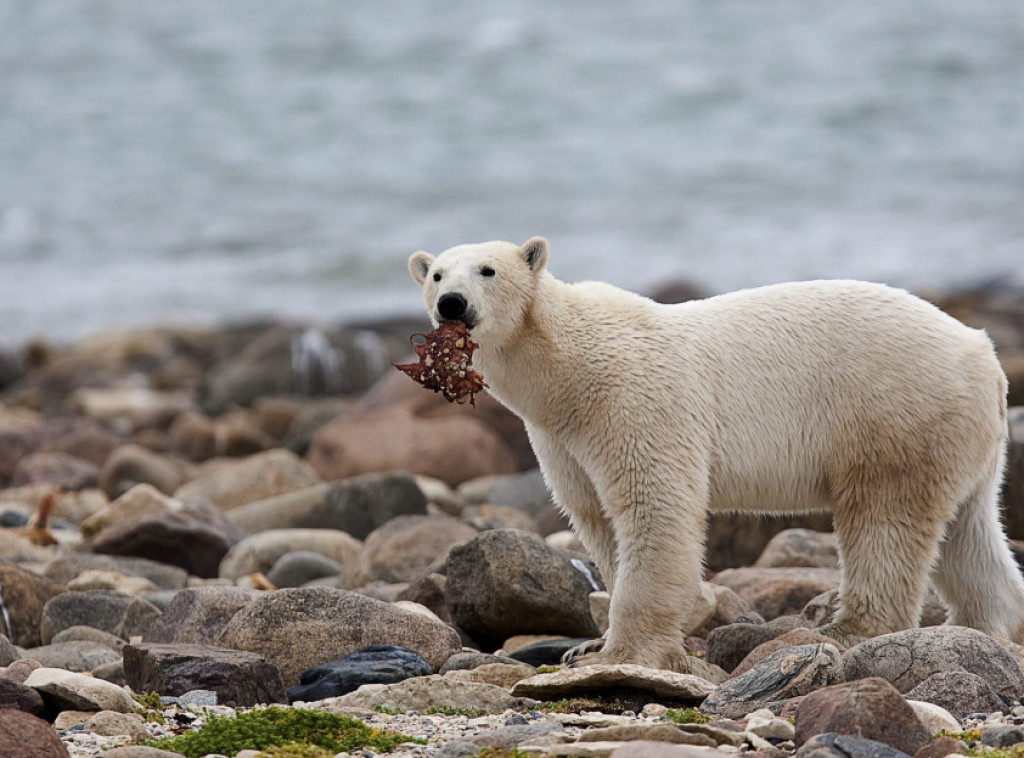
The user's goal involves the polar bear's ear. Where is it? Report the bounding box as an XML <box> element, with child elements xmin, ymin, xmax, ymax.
<box><xmin>520</xmin><ymin>237</ymin><xmax>549</xmax><ymax>273</ymax></box>
<box><xmin>408</xmin><ymin>251</ymin><xmax>435</xmax><ymax>285</ymax></box>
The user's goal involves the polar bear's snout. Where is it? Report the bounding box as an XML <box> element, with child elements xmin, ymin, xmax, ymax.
<box><xmin>438</xmin><ymin>292</ymin><xmax>470</xmax><ymax>323</ymax></box>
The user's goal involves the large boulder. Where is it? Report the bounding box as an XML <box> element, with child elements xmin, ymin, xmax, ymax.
<box><xmin>214</xmin><ymin>587</ymin><xmax>462</xmax><ymax>686</ymax></box>
<box><xmin>0</xmin><ymin>709</ymin><xmax>69</xmax><ymax>757</ymax></box>
<box><xmin>355</xmin><ymin>514</ymin><xmax>478</xmax><ymax>585</ymax></box>
<box><xmin>23</xmin><ymin>667</ymin><xmax>137</xmax><ymax>712</ymax></box>
<box><xmin>142</xmin><ymin>586</ymin><xmax>259</xmax><ymax>645</ymax></box>
<box><xmin>40</xmin><ymin>590</ymin><xmax>162</xmax><ymax>644</ymax></box>
<box><xmin>445</xmin><ymin>528</ymin><xmax>602</xmax><ymax>649</ymax></box>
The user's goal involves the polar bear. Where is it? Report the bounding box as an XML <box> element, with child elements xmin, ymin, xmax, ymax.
<box><xmin>408</xmin><ymin>236</ymin><xmax>1024</xmax><ymax>671</ymax></box>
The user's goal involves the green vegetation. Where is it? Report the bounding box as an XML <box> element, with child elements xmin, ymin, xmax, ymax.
<box><xmin>373</xmin><ymin>704</ymin><xmax>405</xmax><ymax>715</ymax></box>
<box><xmin>259</xmin><ymin>745</ymin><xmax>334</xmax><ymax>758</ymax></box>
<box><xmin>964</xmin><ymin>747</ymin><xmax>1024</xmax><ymax>758</ymax></box>
<box><xmin>425</xmin><ymin>705</ymin><xmax>490</xmax><ymax>718</ymax></box>
<box><xmin>141</xmin><ymin>706</ymin><xmax>425</xmax><ymax>758</ymax></box>
<box><xmin>131</xmin><ymin>691</ymin><xmax>165</xmax><ymax>724</ymax></box>
<box><xmin>533</xmin><ymin>698</ymin><xmax>605</xmax><ymax>713</ymax></box>
<box><xmin>664</xmin><ymin>708</ymin><xmax>709</xmax><ymax>724</ymax></box>
<box><xmin>536</xmin><ymin>665</ymin><xmax>560</xmax><ymax>674</ymax></box>
<box><xmin>475</xmin><ymin>749</ymin><xmax>543</xmax><ymax>758</ymax></box>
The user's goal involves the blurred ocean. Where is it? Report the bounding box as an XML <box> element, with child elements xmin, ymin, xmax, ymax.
<box><xmin>0</xmin><ymin>1</ymin><xmax>1022</xmax><ymax>342</ymax></box>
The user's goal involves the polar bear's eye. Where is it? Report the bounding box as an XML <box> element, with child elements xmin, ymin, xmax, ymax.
<box><xmin>432</xmin><ymin>272</ymin><xmax>442</xmax><ymax>282</ymax></box>
<box><xmin>480</xmin><ymin>266</ymin><xmax>496</xmax><ymax>277</ymax></box>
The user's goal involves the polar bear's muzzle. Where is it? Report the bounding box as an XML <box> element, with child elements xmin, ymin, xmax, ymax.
<box><xmin>437</xmin><ymin>292</ymin><xmax>477</xmax><ymax>329</ymax></box>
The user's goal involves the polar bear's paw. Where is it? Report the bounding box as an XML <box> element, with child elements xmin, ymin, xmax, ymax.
<box><xmin>561</xmin><ymin>636</ymin><xmax>605</xmax><ymax>666</ymax></box>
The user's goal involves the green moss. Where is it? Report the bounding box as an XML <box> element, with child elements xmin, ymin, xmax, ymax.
<box><xmin>664</xmin><ymin>708</ymin><xmax>709</xmax><ymax>724</ymax></box>
<box><xmin>536</xmin><ymin>665</ymin><xmax>560</xmax><ymax>674</ymax></box>
<box><xmin>141</xmin><ymin>706</ymin><xmax>425</xmax><ymax>758</ymax></box>
<box><xmin>260</xmin><ymin>745</ymin><xmax>334</xmax><ymax>758</ymax></box>
<box><xmin>425</xmin><ymin>705</ymin><xmax>490</xmax><ymax>718</ymax></box>
<box><xmin>373</xmin><ymin>704</ymin><xmax>405</xmax><ymax>715</ymax></box>
<box><xmin>533</xmin><ymin>698</ymin><xmax>605</xmax><ymax>713</ymax></box>
<box><xmin>964</xmin><ymin>748</ymin><xmax>1024</xmax><ymax>758</ymax></box>
<box><xmin>131</xmin><ymin>691</ymin><xmax>165</xmax><ymax>724</ymax></box>
<box><xmin>475</xmin><ymin>749</ymin><xmax>544</xmax><ymax>758</ymax></box>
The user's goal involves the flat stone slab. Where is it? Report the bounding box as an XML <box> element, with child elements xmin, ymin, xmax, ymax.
<box><xmin>510</xmin><ymin>664</ymin><xmax>718</xmax><ymax>702</ymax></box>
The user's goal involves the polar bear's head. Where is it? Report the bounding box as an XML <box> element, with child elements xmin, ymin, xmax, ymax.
<box><xmin>408</xmin><ymin>237</ymin><xmax>549</xmax><ymax>347</ymax></box>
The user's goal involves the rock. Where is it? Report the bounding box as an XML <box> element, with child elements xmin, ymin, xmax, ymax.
<box><xmin>705</xmin><ymin>511</ymin><xmax>835</xmax><ymax>572</ymax></box>
<box><xmin>477</xmin><ymin>468</ymin><xmax>570</xmax><ymax>536</ymax></box>
<box><xmin>444</xmin><ymin>662</ymin><xmax>539</xmax><ymax>689</ymax></box>
<box><xmin>2</xmin><ymin>659</ymin><xmax>42</xmax><ymax>684</ymax></box>
<box><xmin>609</xmin><ymin>745</ymin><xmax>727</xmax><ymax>758</ymax></box>
<box><xmin>93</xmin><ymin>659</ymin><xmax>126</xmax><ymax>685</ymax></box>
<box><xmin>415</xmin><ymin>475</ymin><xmax>465</xmax><ymax>517</ymax></box>
<box><xmin>0</xmin><ymin>562</ymin><xmax>66</xmax><ymax>647</ymax></box>
<box><xmin>355</xmin><ymin>514</ymin><xmax>477</xmax><ymax>585</ymax></box>
<box><xmin>173</xmin><ymin>449</ymin><xmax>321</xmax><ymax>510</ymax></box>
<box><xmin>0</xmin><ymin>679</ymin><xmax>45</xmax><ymax>715</ymax></box>
<box><xmin>19</xmin><ymin>641</ymin><xmax>121</xmax><ymax>673</ymax></box>
<box><xmin>577</xmin><ymin>724</ymin><xmax>717</xmax><ymax>745</ymax></box>
<box><xmin>80</xmin><ymin>483</ymin><xmax>182</xmax><ymax>538</ymax></box>
<box><xmin>462</xmin><ymin>503</ymin><xmax>539</xmax><ymax>533</ymax></box>
<box><xmin>397</xmin><ymin>573</ymin><xmax>451</xmax><ymax>624</ymax></box>
<box><xmin>40</xmin><ymin>589</ymin><xmax>162</xmax><ymax>644</ymax></box>
<box><xmin>445</xmin><ymin>528</ymin><xmax>602</xmax><ymax>649</ymax></box>
<box><xmin>0</xmin><ymin>529</ymin><xmax>57</xmax><ymax>565</ymax></box>
<box><xmin>914</xmin><ymin>736</ymin><xmax>968</xmax><ymax>758</ymax></box>
<box><xmin>10</xmin><ymin>451</ymin><xmax>100</xmax><ymax>489</ymax></box>
<box><xmin>218</xmin><ymin>528</ymin><xmax>361</xmax><ymax>582</ymax></box>
<box><xmin>52</xmin><ymin>625</ymin><xmax>127</xmax><ymax>651</ymax></box>
<box><xmin>507</xmin><ymin>637</ymin><xmax>596</xmax><ymax>667</ymax></box>
<box><xmin>308</xmin><ymin>403</ymin><xmax>517</xmax><ymax>488</ymax></box>
<box><xmin>796</xmin><ymin>733</ymin><xmax>912</xmax><ymax>758</ymax></box>
<box><xmin>754</xmin><ymin>529</ymin><xmax>839</xmax><ymax>568</ymax></box>
<box><xmin>326</xmin><ymin>674</ymin><xmax>530</xmax><ymax>713</ymax></box>
<box><xmin>705</xmin><ymin>622</ymin><xmax>792</xmax><ymax>674</ymax></box>
<box><xmin>511</xmin><ymin>664</ymin><xmax>719</xmax><ymax>702</ymax></box>
<box><xmin>286</xmin><ymin>644</ymin><xmax>432</xmax><ymax>702</ymax></box>
<box><xmin>102</xmin><ymin>748</ymin><xmax>187</xmax><ymax>758</ymax></box>
<box><xmin>696</xmin><ymin>584</ymin><xmax>765</xmax><ymax>635</ymax></box>
<box><xmin>266</xmin><ymin>550</ymin><xmax>344</xmax><ymax>588</ymax></box>
<box><xmin>214</xmin><ymin>587</ymin><xmax>462</xmax><ymax>686</ymax></box>
<box><xmin>82</xmin><ymin>710</ymin><xmax>149</xmax><ymax>740</ymax></box>
<box><xmin>0</xmin><ymin>709</ymin><xmax>70</xmax><ymax>757</ymax></box>
<box><xmin>99</xmin><ymin>444</ymin><xmax>192</xmax><ymax>499</ymax></box>
<box><xmin>439</xmin><ymin>651</ymin><xmax>523</xmax><ymax>674</ymax></box>
<box><xmin>980</xmin><ymin>725</ymin><xmax>1024</xmax><ymax>748</ymax></box>
<box><xmin>142</xmin><ymin>586</ymin><xmax>259</xmax><ymax>644</ymax></box>
<box><xmin>700</xmin><ymin>644</ymin><xmax>842</xmax><ymax>718</ymax></box>
<box><xmin>710</xmin><ymin>567</ymin><xmax>840</xmax><ymax>620</ymax></box>
<box><xmin>67</xmin><ymin>569</ymin><xmax>159</xmax><ymax>595</ymax></box>
<box><xmin>0</xmin><ymin>635</ymin><xmax>17</xmax><ymax>667</ymax></box>
<box><xmin>123</xmin><ymin>642</ymin><xmax>287</xmax><ymax>707</ymax></box>
<box><xmin>469</xmin><ymin>721</ymin><xmax>568</xmax><ymax>749</ymax></box>
<box><xmin>839</xmin><ymin>626</ymin><xmax>1024</xmax><ymax>697</ymax></box>
<box><xmin>1004</xmin><ymin>407</ymin><xmax>1024</xmax><ymax>540</ymax></box>
<box><xmin>794</xmin><ymin>677</ymin><xmax>930</xmax><ymax>754</ymax></box>
<box><xmin>904</xmin><ymin>670</ymin><xmax>1008</xmax><ymax>719</ymax></box>
<box><xmin>734</xmin><ymin>629</ymin><xmax>846</xmax><ymax>676</ymax></box>
<box><xmin>226</xmin><ymin>471</ymin><xmax>428</xmax><ymax>539</ymax></box>
<box><xmin>44</xmin><ymin>553</ymin><xmax>187</xmax><ymax>591</ymax></box>
<box><xmin>907</xmin><ymin>700</ymin><xmax>961</xmax><ymax>735</ymax></box>
<box><xmin>24</xmin><ymin>666</ymin><xmax>137</xmax><ymax>712</ymax></box>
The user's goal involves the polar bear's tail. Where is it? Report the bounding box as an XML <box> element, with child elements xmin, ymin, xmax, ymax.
<box><xmin>933</xmin><ymin>443</ymin><xmax>1024</xmax><ymax>643</ymax></box>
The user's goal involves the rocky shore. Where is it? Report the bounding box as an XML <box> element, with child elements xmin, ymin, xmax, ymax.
<box><xmin>0</xmin><ymin>282</ymin><xmax>1023</xmax><ymax>758</ymax></box>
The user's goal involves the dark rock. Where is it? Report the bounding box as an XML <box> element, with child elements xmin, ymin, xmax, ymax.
<box><xmin>701</xmin><ymin>644</ymin><xmax>842</xmax><ymax>718</ymax></box>
<box><xmin>266</xmin><ymin>550</ymin><xmax>344</xmax><ymax>588</ymax></box>
<box><xmin>397</xmin><ymin>573</ymin><xmax>451</xmax><ymax>624</ymax></box>
<box><xmin>980</xmin><ymin>726</ymin><xmax>1024</xmax><ymax>749</ymax></box>
<box><xmin>796</xmin><ymin>732</ymin><xmax>911</xmax><ymax>758</ymax></box>
<box><xmin>1003</xmin><ymin>407</ymin><xmax>1024</xmax><ymax>540</ymax></box>
<box><xmin>142</xmin><ymin>586</ymin><xmax>259</xmax><ymax>645</ymax></box>
<box><xmin>755</xmin><ymin>529</ymin><xmax>839</xmax><ymax>568</ymax></box>
<box><xmin>286</xmin><ymin>645</ymin><xmax>432</xmax><ymax>702</ymax></box>
<box><xmin>914</xmin><ymin>736</ymin><xmax>967</xmax><ymax>758</ymax></box>
<box><xmin>438</xmin><ymin>651</ymin><xmax>523</xmax><ymax>674</ymax></box>
<box><xmin>40</xmin><ymin>590</ymin><xmax>162</xmax><ymax>644</ymax></box>
<box><xmin>507</xmin><ymin>638</ymin><xmax>595</xmax><ymax>667</ymax></box>
<box><xmin>225</xmin><ymin>471</ymin><xmax>428</xmax><ymax>539</ymax></box>
<box><xmin>10</xmin><ymin>451</ymin><xmax>100</xmax><ymax>490</ymax></box>
<box><xmin>123</xmin><ymin>642</ymin><xmax>287</xmax><ymax>707</ymax></box>
<box><xmin>0</xmin><ymin>636</ymin><xmax>18</xmax><ymax>667</ymax></box>
<box><xmin>905</xmin><ymin>671</ymin><xmax>1008</xmax><ymax>719</ymax></box>
<box><xmin>794</xmin><ymin>677</ymin><xmax>930</xmax><ymax>754</ymax></box>
<box><xmin>0</xmin><ymin>562</ymin><xmax>66</xmax><ymax>648</ymax></box>
<box><xmin>445</xmin><ymin>528</ymin><xmax>602</xmax><ymax>649</ymax></box>
<box><xmin>87</xmin><ymin>499</ymin><xmax>241</xmax><ymax>578</ymax></box>
<box><xmin>44</xmin><ymin>554</ymin><xmax>187</xmax><ymax>591</ymax></box>
<box><xmin>355</xmin><ymin>514</ymin><xmax>477</xmax><ymax>585</ymax></box>
<box><xmin>92</xmin><ymin>659</ymin><xmax>126</xmax><ymax>686</ymax></box>
<box><xmin>839</xmin><ymin>626</ymin><xmax>1024</xmax><ymax>697</ymax></box>
<box><xmin>217</xmin><ymin>528</ymin><xmax>360</xmax><ymax>581</ymax></box>
<box><xmin>706</xmin><ymin>622</ymin><xmax>794</xmax><ymax>673</ymax></box>
<box><xmin>710</xmin><ymin>567</ymin><xmax>840</xmax><ymax>620</ymax></box>
<box><xmin>0</xmin><ymin>709</ymin><xmax>70</xmax><ymax>757</ymax></box>
<box><xmin>706</xmin><ymin>511</ymin><xmax>835</xmax><ymax>572</ymax></box>
<box><xmin>483</xmin><ymin>469</ymin><xmax>570</xmax><ymax>536</ymax></box>
<box><xmin>215</xmin><ymin>587</ymin><xmax>462</xmax><ymax>686</ymax></box>
<box><xmin>0</xmin><ymin>679</ymin><xmax>44</xmax><ymax>715</ymax></box>
<box><xmin>19</xmin><ymin>641</ymin><xmax>121</xmax><ymax>673</ymax></box>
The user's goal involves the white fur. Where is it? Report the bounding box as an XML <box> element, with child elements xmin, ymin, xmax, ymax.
<box><xmin>409</xmin><ymin>237</ymin><xmax>1024</xmax><ymax>671</ymax></box>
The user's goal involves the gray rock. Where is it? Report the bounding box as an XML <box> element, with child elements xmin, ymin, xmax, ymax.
<box><xmin>483</xmin><ymin>469</ymin><xmax>570</xmax><ymax>536</ymax></box>
<box><xmin>226</xmin><ymin>471</ymin><xmax>429</xmax><ymax>538</ymax></box>
<box><xmin>445</xmin><ymin>528</ymin><xmax>602</xmax><ymax>649</ymax></box>
<box><xmin>511</xmin><ymin>664</ymin><xmax>720</xmax><ymax>701</ymax></box>
<box><xmin>266</xmin><ymin>550</ymin><xmax>344</xmax><ymax>588</ymax></box>
<box><xmin>52</xmin><ymin>625</ymin><xmax>127</xmax><ymax>651</ymax></box>
<box><xmin>173</xmin><ymin>448</ymin><xmax>321</xmax><ymax>511</ymax></box>
<box><xmin>439</xmin><ymin>651</ymin><xmax>523</xmax><ymax>674</ymax></box>
<box><xmin>142</xmin><ymin>586</ymin><xmax>259</xmax><ymax>645</ymax></box>
<box><xmin>215</xmin><ymin>587</ymin><xmax>462</xmax><ymax>686</ymax></box>
<box><xmin>24</xmin><ymin>667</ymin><xmax>137</xmax><ymax>712</ymax></box>
<box><xmin>83</xmin><ymin>711</ymin><xmax>149</xmax><ymax>740</ymax></box>
<box><xmin>92</xmin><ymin>659</ymin><xmax>126</xmax><ymax>686</ymax></box>
<box><xmin>44</xmin><ymin>553</ymin><xmax>188</xmax><ymax>591</ymax></box>
<box><xmin>705</xmin><ymin>622</ymin><xmax>793</xmax><ymax>673</ymax></box>
<box><xmin>124</xmin><ymin>642</ymin><xmax>287</xmax><ymax>707</ymax></box>
<box><xmin>19</xmin><ymin>641</ymin><xmax>121</xmax><ymax>673</ymax></box>
<box><xmin>700</xmin><ymin>643</ymin><xmax>842</xmax><ymax>718</ymax></box>
<box><xmin>11</xmin><ymin>451</ymin><xmax>99</xmax><ymax>490</ymax></box>
<box><xmin>287</xmin><ymin>644</ymin><xmax>432</xmax><ymax>702</ymax></box>
<box><xmin>40</xmin><ymin>589</ymin><xmax>162</xmax><ymax>644</ymax></box>
<box><xmin>99</xmin><ymin>444</ymin><xmax>191</xmax><ymax>499</ymax></box>
<box><xmin>178</xmin><ymin>689</ymin><xmax>218</xmax><ymax>709</ymax></box>
<box><xmin>469</xmin><ymin>721</ymin><xmax>567</xmax><ymax>748</ymax></box>
<box><xmin>0</xmin><ymin>633</ymin><xmax>20</xmax><ymax>666</ymax></box>
<box><xmin>355</xmin><ymin>514</ymin><xmax>477</xmax><ymax>585</ymax></box>
<box><xmin>905</xmin><ymin>670</ymin><xmax>1008</xmax><ymax>719</ymax></box>
<box><xmin>710</xmin><ymin>567</ymin><xmax>840</xmax><ymax>621</ymax></box>
<box><xmin>980</xmin><ymin>726</ymin><xmax>1024</xmax><ymax>748</ymax></box>
<box><xmin>839</xmin><ymin>626</ymin><xmax>1024</xmax><ymax>697</ymax></box>
<box><xmin>754</xmin><ymin>528</ymin><xmax>839</xmax><ymax>568</ymax></box>
<box><xmin>329</xmin><ymin>674</ymin><xmax>530</xmax><ymax>713</ymax></box>
<box><xmin>796</xmin><ymin>732</ymin><xmax>911</xmax><ymax>758</ymax></box>
<box><xmin>218</xmin><ymin>528</ymin><xmax>361</xmax><ymax>582</ymax></box>
<box><xmin>794</xmin><ymin>677</ymin><xmax>930</xmax><ymax>755</ymax></box>
<box><xmin>102</xmin><ymin>748</ymin><xmax>189</xmax><ymax>758</ymax></box>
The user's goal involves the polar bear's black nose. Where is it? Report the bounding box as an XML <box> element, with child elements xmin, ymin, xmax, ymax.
<box><xmin>438</xmin><ymin>293</ymin><xmax>468</xmax><ymax>321</ymax></box>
